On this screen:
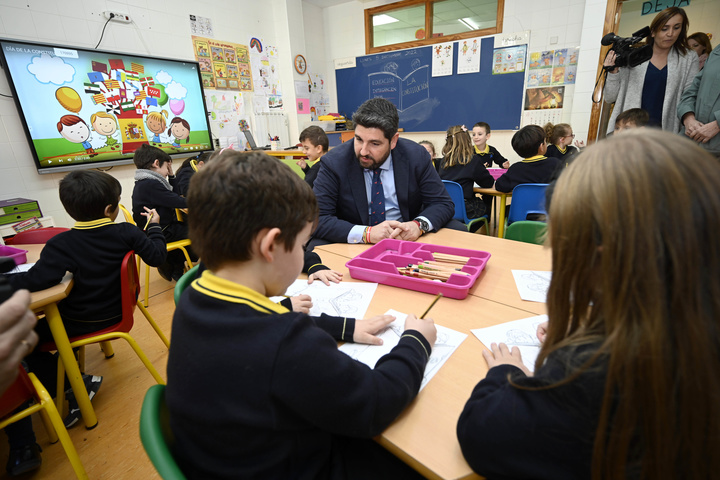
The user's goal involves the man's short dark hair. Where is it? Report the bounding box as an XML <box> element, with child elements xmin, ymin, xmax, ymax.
<box><xmin>188</xmin><ymin>151</ymin><xmax>318</xmax><ymax>271</ymax></box>
<box><xmin>352</xmin><ymin>98</ymin><xmax>399</xmax><ymax>140</ymax></box>
<box><xmin>59</xmin><ymin>170</ymin><xmax>121</xmax><ymax>221</ymax></box>
<box><xmin>133</xmin><ymin>144</ymin><xmax>171</xmax><ymax>170</ymax></box>
<box><xmin>512</xmin><ymin>125</ymin><xmax>546</xmax><ymax>158</ymax></box>
<box><xmin>299</xmin><ymin>126</ymin><xmax>329</xmax><ymax>153</ymax></box>
<box><xmin>616</xmin><ymin>108</ymin><xmax>650</xmax><ymax>128</ymax></box>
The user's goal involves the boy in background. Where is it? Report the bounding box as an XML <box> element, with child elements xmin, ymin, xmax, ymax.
<box><xmin>471</xmin><ymin>122</ymin><xmax>510</xmax><ymax>169</ymax></box>
<box><xmin>167</xmin><ymin>151</ymin><xmax>436</xmax><ymax>479</ymax></box>
<box><xmin>132</xmin><ymin>144</ymin><xmax>192</xmax><ymax>281</ymax></box>
<box><xmin>173</xmin><ymin>151</ymin><xmax>214</xmax><ymax>197</ymax></box>
<box><xmin>614</xmin><ymin>108</ymin><xmax>650</xmax><ymax>134</ymax></box>
<box><xmin>5</xmin><ymin>170</ymin><xmax>166</xmax><ymax>473</ymax></box>
<box><xmin>295</xmin><ymin>125</ymin><xmax>328</xmax><ymax>188</ymax></box>
<box><xmin>495</xmin><ymin>125</ymin><xmax>561</xmax><ymax>193</ymax></box>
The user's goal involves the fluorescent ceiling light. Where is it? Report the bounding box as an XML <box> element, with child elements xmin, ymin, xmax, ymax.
<box><xmin>373</xmin><ymin>14</ymin><xmax>399</xmax><ymax>26</ymax></box>
<box><xmin>459</xmin><ymin>17</ymin><xmax>478</xmax><ymax>30</ymax></box>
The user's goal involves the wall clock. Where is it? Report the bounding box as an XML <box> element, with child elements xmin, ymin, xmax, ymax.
<box><xmin>294</xmin><ymin>54</ymin><xmax>307</xmax><ymax>74</ymax></box>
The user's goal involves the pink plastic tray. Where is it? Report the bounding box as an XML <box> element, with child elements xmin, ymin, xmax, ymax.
<box><xmin>0</xmin><ymin>246</ymin><xmax>28</xmax><ymax>266</ymax></box>
<box><xmin>487</xmin><ymin>168</ymin><xmax>506</xmax><ymax>180</ymax></box>
<box><xmin>345</xmin><ymin>239</ymin><xmax>490</xmax><ymax>299</ymax></box>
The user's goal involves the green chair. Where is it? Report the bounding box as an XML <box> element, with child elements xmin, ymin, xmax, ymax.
<box><xmin>173</xmin><ymin>264</ymin><xmax>200</xmax><ymax>306</ymax></box>
<box><xmin>140</xmin><ymin>384</ymin><xmax>186</xmax><ymax>480</ymax></box>
<box><xmin>503</xmin><ymin>220</ymin><xmax>548</xmax><ymax>245</ymax></box>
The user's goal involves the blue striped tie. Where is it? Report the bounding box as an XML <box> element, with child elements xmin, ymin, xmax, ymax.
<box><xmin>369</xmin><ymin>169</ymin><xmax>385</xmax><ymax>226</ymax></box>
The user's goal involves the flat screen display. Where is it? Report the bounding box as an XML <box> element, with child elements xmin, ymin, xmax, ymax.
<box><xmin>0</xmin><ymin>38</ymin><xmax>213</xmax><ymax>173</ymax></box>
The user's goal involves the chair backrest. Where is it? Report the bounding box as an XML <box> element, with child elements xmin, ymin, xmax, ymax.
<box><xmin>503</xmin><ymin>220</ymin><xmax>548</xmax><ymax>245</ymax></box>
<box><xmin>173</xmin><ymin>264</ymin><xmax>200</xmax><ymax>306</ymax></box>
<box><xmin>119</xmin><ymin>204</ymin><xmax>136</xmax><ymax>226</ymax></box>
<box><xmin>116</xmin><ymin>251</ymin><xmax>141</xmax><ymax>334</ymax></box>
<box><xmin>140</xmin><ymin>384</ymin><xmax>187</xmax><ymax>480</ymax></box>
<box><xmin>189</xmin><ymin>159</ymin><xmax>199</xmax><ymax>172</ymax></box>
<box><xmin>5</xmin><ymin>227</ymin><xmax>70</xmax><ymax>245</ymax></box>
<box><xmin>507</xmin><ymin>183</ymin><xmax>548</xmax><ymax>225</ymax></box>
<box><xmin>0</xmin><ymin>366</ymin><xmax>35</xmax><ymax>418</ymax></box>
<box><xmin>442</xmin><ymin>180</ymin><xmax>471</xmax><ymax>224</ymax></box>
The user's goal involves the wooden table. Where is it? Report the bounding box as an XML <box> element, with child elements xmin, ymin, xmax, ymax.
<box><xmin>313</xmin><ymin>229</ymin><xmax>551</xmax><ymax>479</ymax></box>
<box><xmin>17</xmin><ymin>244</ymin><xmax>98</xmax><ymax>429</ymax></box>
<box><xmin>473</xmin><ymin>187</ymin><xmax>511</xmax><ymax>238</ymax></box>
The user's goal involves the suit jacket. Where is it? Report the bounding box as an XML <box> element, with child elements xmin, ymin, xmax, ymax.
<box><xmin>312</xmin><ymin>138</ymin><xmax>454</xmax><ymax>243</ymax></box>
<box><xmin>677</xmin><ymin>45</ymin><xmax>720</xmax><ymax>155</ymax></box>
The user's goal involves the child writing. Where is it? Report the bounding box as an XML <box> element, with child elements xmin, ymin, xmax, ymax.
<box><xmin>5</xmin><ymin>170</ymin><xmax>166</xmax><ymax>473</ymax></box>
<box><xmin>295</xmin><ymin>125</ymin><xmax>329</xmax><ymax>188</ymax></box>
<box><xmin>457</xmin><ymin>129</ymin><xmax>720</xmax><ymax>480</ymax></box>
<box><xmin>543</xmin><ymin>122</ymin><xmax>584</xmax><ymax>164</ymax></box>
<box><xmin>495</xmin><ymin>125</ymin><xmax>561</xmax><ymax>193</ymax></box>
<box><xmin>614</xmin><ymin>108</ymin><xmax>650</xmax><ymax>133</ymax></box>
<box><xmin>132</xmin><ymin>144</ymin><xmax>192</xmax><ymax>281</ymax></box>
<box><xmin>166</xmin><ymin>150</ymin><xmax>436</xmax><ymax>479</ymax></box>
<box><xmin>437</xmin><ymin>125</ymin><xmax>494</xmax><ymax>223</ymax></box>
<box><xmin>470</xmin><ymin>122</ymin><xmax>510</xmax><ymax>169</ymax></box>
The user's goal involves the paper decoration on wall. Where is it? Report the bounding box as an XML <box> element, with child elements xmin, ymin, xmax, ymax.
<box><xmin>524</xmin><ymin>86</ymin><xmax>564</xmax><ymax>110</ymax></box>
<box><xmin>457</xmin><ymin>38</ymin><xmax>481</xmax><ymax>74</ymax></box>
<box><xmin>189</xmin><ymin>14</ymin><xmax>213</xmax><ymax>37</ymax></box>
<box><xmin>432</xmin><ymin>42</ymin><xmax>454</xmax><ymax>77</ymax></box>
<box><xmin>527</xmin><ymin>48</ymin><xmax>578</xmax><ymax>86</ymax></box>
<box><xmin>492</xmin><ymin>45</ymin><xmax>526</xmax><ymax>75</ymax></box>
<box><xmin>296</xmin><ymin>98</ymin><xmax>310</xmax><ymax>114</ymax></box>
<box><xmin>192</xmin><ymin>36</ymin><xmax>253</xmax><ymax>92</ymax></box>
<box><xmin>249</xmin><ymin>40</ymin><xmax>282</xmax><ymax>109</ymax></box>
<box><xmin>204</xmin><ymin>89</ymin><xmax>247</xmax><ymax>138</ymax></box>
<box><xmin>249</xmin><ymin>37</ymin><xmax>262</xmax><ymax>53</ymax></box>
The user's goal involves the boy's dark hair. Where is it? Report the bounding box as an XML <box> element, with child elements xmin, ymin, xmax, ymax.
<box><xmin>512</xmin><ymin>125</ymin><xmax>546</xmax><ymax>158</ymax></box>
<box><xmin>299</xmin><ymin>126</ymin><xmax>329</xmax><ymax>153</ymax></box>
<box><xmin>59</xmin><ymin>170</ymin><xmax>121</xmax><ymax>221</ymax></box>
<box><xmin>178</xmin><ymin>151</ymin><xmax>214</xmax><ymax>173</ymax></box>
<box><xmin>188</xmin><ymin>151</ymin><xmax>318</xmax><ymax>271</ymax></box>
<box><xmin>473</xmin><ymin>122</ymin><xmax>491</xmax><ymax>134</ymax></box>
<box><xmin>352</xmin><ymin>98</ymin><xmax>399</xmax><ymax>140</ymax></box>
<box><xmin>133</xmin><ymin>144</ymin><xmax>172</xmax><ymax>170</ymax></box>
<box><xmin>616</xmin><ymin>108</ymin><xmax>650</xmax><ymax>128</ymax></box>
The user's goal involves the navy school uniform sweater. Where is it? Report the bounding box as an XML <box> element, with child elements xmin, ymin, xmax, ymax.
<box><xmin>545</xmin><ymin>144</ymin><xmax>579</xmax><ymax>166</ymax></box>
<box><xmin>474</xmin><ymin>144</ymin><xmax>508</xmax><ymax>168</ymax></box>
<box><xmin>132</xmin><ymin>175</ymin><xmax>187</xmax><ymax>230</ymax></box>
<box><xmin>438</xmin><ymin>155</ymin><xmax>495</xmax><ymax>200</ymax></box>
<box><xmin>494</xmin><ymin>155</ymin><xmax>562</xmax><ymax>193</ymax></box>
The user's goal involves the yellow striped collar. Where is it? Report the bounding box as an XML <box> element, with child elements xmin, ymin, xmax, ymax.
<box><xmin>73</xmin><ymin>218</ymin><xmax>114</xmax><ymax>230</ymax></box>
<box><xmin>556</xmin><ymin>145</ymin><xmax>567</xmax><ymax>154</ymax></box>
<box><xmin>523</xmin><ymin>155</ymin><xmax>547</xmax><ymax>163</ymax></box>
<box><xmin>474</xmin><ymin>144</ymin><xmax>490</xmax><ymax>155</ymax></box>
<box><xmin>191</xmin><ymin>270</ymin><xmax>289</xmax><ymax>314</ymax></box>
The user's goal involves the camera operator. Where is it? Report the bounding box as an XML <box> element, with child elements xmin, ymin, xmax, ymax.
<box><xmin>603</xmin><ymin>7</ymin><xmax>699</xmax><ymax>135</ymax></box>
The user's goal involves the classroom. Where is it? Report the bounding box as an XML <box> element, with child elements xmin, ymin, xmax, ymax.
<box><xmin>0</xmin><ymin>0</ymin><xmax>718</xmax><ymax>478</ymax></box>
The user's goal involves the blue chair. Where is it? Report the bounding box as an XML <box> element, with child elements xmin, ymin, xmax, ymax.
<box><xmin>506</xmin><ymin>183</ymin><xmax>549</xmax><ymax>227</ymax></box>
<box><xmin>503</xmin><ymin>220</ymin><xmax>548</xmax><ymax>245</ymax></box>
<box><xmin>442</xmin><ymin>180</ymin><xmax>489</xmax><ymax>233</ymax></box>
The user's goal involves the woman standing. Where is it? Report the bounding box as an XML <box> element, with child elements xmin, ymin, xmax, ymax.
<box><xmin>687</xmin><ymin>32</ymin><xmax>712</xmax><ymax>69</ymax></box>
<box><xmin>604</xmin><ymin>7</ymin><xmax>699</xmax><ymax>134</ymax></box>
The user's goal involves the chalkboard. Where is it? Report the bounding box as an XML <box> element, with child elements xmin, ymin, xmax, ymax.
<box><xmin>336</xmin><ymin>37</ymin><xmax>525</xmax><ymax>132</ymax></box>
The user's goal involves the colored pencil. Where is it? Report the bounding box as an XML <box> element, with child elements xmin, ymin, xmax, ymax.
<box><xmin>420</xmin><ymin>293</ymin><xmax>443</xmax><ymax>319</ymax></box>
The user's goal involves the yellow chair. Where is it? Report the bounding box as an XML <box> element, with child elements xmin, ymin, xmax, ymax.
<box><xmin>118</xmin><ymin>204</ymin><xmax>193</xmax><ymax>308</ymax></box>
<box><xmin>0</xmin><ymin>368</ymin><xmax>88</xmax><ymax>479</ymax></box>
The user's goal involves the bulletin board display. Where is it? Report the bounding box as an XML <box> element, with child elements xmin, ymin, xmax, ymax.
<box><xmin>335</xmin><ymin>37</ymin><xmax>525</xmax><ymax>131</ymax></box>
<box><xmin>192</xmin><ymin>36</ymin><xmax>253</xmax><ymax>92</ymax></box>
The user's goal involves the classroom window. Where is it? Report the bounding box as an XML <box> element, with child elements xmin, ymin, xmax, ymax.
<box><xmin>365</xmin><ymin>0</ymin><xmax>504</xmax><ymax>54</ymax></box>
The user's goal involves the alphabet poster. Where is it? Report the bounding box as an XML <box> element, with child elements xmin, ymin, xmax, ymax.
<box><xmin>192</xmin><ymin>35</ymin><xmax>253</xmax><ymax>92</ymax></box>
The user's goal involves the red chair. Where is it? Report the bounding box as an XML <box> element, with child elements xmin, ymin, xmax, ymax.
<box><xmin>5</xmin><ymin>228</ymin><xmax>70</xmax><ymax>245</ymax></box>
<box><xmin>0</xmin><ymin>366</ymin><xmax>88</xmax><ymax>479</ymax></box>
<box><xmin>39</xmin><ymin>251</ymin><xmax>165</xmax><ymax>421</ymax></box>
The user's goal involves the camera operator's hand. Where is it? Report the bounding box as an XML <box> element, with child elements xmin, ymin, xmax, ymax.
<box><xmin>603</xmin><ymin>51</ymin><xmax>619</xmax><ymax>74</ymax></box>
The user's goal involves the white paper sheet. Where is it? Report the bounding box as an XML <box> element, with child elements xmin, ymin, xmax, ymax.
<box><xmin>511</xmin><ymin>270</ymin><xmax>551</xmax><ymax>303</ymax></box>
<box><xmin>5</xmin><ymin>263</ymin><xmax>34</xmax><ymax>274</ymax></box>
<box><xmin>471</xmin><ymin>315</ymin><xmax>547</xmax><ymax>373</ymax></box>
<box><xmin>270</xmin><ymin>279</ymin><xmax>378</xmax><ymax>319</ymax></box>
<box><xmin>339</xmin><ymin>309</ymin><xmax>467</xmax><ymax>391</ymax></box>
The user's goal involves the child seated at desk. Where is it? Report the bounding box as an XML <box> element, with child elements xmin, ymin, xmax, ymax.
<box><xmin>471</xmin><ymin>122</ymin><xmax>510</xmax><ymax>169</ymax></box>
<box><xmin>419</xmin><ymin>139</ymin><xmax>441</xmax><ymax>170</ymax></box>
<box><xmin>5</xmin><ymin>170</ymin><xmax>166</xmax><ymax>474</ymax></box>
<box><xmin>614</xmin><ymin>108</ymin><xmax>650</xmax><ymax>134</ymax></box>
<box><xmin>173</xmin><ymin>151</ymin><xmax>214</xmax><ymax>197</ymax></box>
<box><xmin>543</xmin><ymin>122</ymin><xmax>583</xmax><ymax>165</ymax></box>
<box><xmin>295</xmin><ymin>125</ymin><xmax>328</xmax><ymax>188</ymax></box>
<box><xmin>166</xmin><ymin>150</ymin><xmax>436</xmax><ymax>479</ymax></box>
<box><xmin>495</xmin><ymin>125</ymin><xmax>561</xmax><ymax>193</ymax></box>
<box><xmin>457</xmin><ymin>129</ymin><xmax>720</xmax><ymax>480</ymax></box>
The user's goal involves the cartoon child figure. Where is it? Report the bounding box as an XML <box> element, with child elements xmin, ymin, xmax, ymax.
<box><xmin>57</xmin><ymin>115</ymin><xmax>97</xmax><ymax>157</ymax></box>
<box><xmin>90</xmin><ymin>112</ymin><xmax>119</xmax><ymax>150</ymax></box>
<box><xmin>146</xmin><ymin>110</ymin><xmax>169</xmax><ymax>145</ymax></box>
<box><xmin>168</xmin><ymin>117</ymin><xmax>190</xmax><ymax>148</ymax></box>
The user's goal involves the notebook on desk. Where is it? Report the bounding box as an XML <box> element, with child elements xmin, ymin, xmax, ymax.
<box><xmin>241</xmin><ymin>129</ymin><xmax>270</xmax><ymax>150</ymax></box>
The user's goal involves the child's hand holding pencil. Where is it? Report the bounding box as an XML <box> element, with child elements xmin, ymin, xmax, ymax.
<box><xmin>140</xmin><ymin>207</ymin><xmax>160</xmax><ymax>230</ymax></box>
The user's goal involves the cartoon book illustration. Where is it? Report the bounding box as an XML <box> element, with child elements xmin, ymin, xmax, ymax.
<box><xmin>368</xmin><ymin>62</ymin><xmax>429</xmax><ymax>111</ymax></box>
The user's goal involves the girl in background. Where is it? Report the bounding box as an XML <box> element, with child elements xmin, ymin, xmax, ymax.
<box><xmin>544</xmin><ymin>122</ymin><xmax>583</xmax><ymax>164</ymax></box>
<box><xmin>419</xmin><ymin>140</ymin><xmax>440</xmax><ymax>170</ymax></box>
<box><xmin>687</xmin><ymin>32</ymin><xmax>712</xmax><ymax>69</ymax></box>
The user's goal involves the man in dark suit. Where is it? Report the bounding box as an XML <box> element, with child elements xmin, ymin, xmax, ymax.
<box><xmin>310</xmin><ymin>98</ymin><xmax>456</xmax><ymax>247</ymax></box>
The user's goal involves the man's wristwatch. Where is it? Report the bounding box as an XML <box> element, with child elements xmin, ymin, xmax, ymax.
<box><xmin>413</xmin><ymin>218</ymin><xmax>430</xmax><ymax>236</ymax></box>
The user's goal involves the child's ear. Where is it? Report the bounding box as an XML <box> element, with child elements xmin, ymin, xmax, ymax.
<box><xmin>103</xmin><ymin>204</ymin><xmax>114</xmax><ymax>217</ymax></box>
<box><xmin>258</xmin><ymin>227</ymin><xmax>282</xmax><ymax>262</ymax></box>
<box><xmin>486</xmin><ymin>132</ymin><xmax>491</xmax><ymax>140</ymax></box>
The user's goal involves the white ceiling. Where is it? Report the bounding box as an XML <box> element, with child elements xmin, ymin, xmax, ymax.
<box><xmin>303</xmin><ymin>0</ymin><xmax>369</xmax><ymax>9</ymax></box>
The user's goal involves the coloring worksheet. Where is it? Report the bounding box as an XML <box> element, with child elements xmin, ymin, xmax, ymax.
<box><xmin>270</xmin><ymin>279</ymin><xmax>378</xmax><ymax>319</ymax></box>
<box><xmin>512</xmin><ymin>270</ymin><xmax>551</xmax><ymax>303</ymax></box>
<box><xmin>471</xmin><ymin>315</ymin><xmax>547</xmax><ymax>373</ymax></box>
<box><xmin>339</xmin><ymin>309</ymin><xmax>467</xmax><ymax>391</ymax></box>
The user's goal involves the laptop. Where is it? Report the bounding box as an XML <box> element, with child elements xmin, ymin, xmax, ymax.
<box><xmin>241</xmin><ymin>129</ymin><xmax>270</xmax><ymax>150</ymax></box>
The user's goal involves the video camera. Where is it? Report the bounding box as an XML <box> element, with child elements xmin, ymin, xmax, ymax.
<box><xmin>601</xmin><ymin>26</ymin><xmax>653</xmax><ymax>70</ymax></box>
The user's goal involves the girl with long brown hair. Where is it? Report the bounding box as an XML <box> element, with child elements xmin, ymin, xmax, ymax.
<box><xmin>457</xmin><ymin>129</ymin><xmax>720</xmax><ymax>480</ymax></box>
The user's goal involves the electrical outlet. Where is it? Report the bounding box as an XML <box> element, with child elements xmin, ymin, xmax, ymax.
<box><xmin>103</xmin><ymin>11</ymin><xmax>132</xmax><ymax>23</ymax></box>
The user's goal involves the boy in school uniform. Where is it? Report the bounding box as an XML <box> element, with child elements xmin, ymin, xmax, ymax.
<box><xmin>166</xmin><ymin>151</ymin><xmax>436</xmax><ymax>479</ymax></box>
<box><xmin>295</xmin><ymin>125</ymin><xmax>329</xmax><ymax>188</ymax></box>
<box><xmin>132</xmin><ymin>144</ymin><xmax>192</xmax><ymax>281</ymax></box>
<box><xmin>495</xmin><ymin>125</ymin><xmax>561</xmax><ymax>193</ymax></box>
<box><xmin>4</xmin><ymin>170</ymin><xmax>166</xmax><ymax>474</ymax></box>
<box><xmin>614</xmin><ymin>108</ymin><xmax>650</xmax><ymax>134</ymax></box>
<box><xmin>471</xmin><ymin>122</ymin><xmax>510</xmax><ymax>169</ymax></box>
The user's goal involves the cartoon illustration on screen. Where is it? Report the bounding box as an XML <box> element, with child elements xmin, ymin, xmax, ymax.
<box><xmin>57</xmin><ymin>115</ymin><xmax>97</xmax><ymax>157</ymax></box>
<box><xmin>168</xmin><ymin>117</ymin><xmax>190</xmax><ymax>147</ymax></box>
<box><xmin>90</xmin><ymin>112</ymin><xmax>120</xmax><ymax>150</ymax></box>
<box><xmin>146</xmin><ymin>110</ymin><xmax>169</xmax><ymax>145</ymax></box>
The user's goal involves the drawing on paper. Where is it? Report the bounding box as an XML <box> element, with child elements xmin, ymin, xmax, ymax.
<box><xmin>521</xmin><ymin>271</ymin><xmax>551</xmax><ymax>293</ymax></box>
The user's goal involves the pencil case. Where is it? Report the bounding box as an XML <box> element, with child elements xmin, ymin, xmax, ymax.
<box><xmin>0</xmin><ymin>246</ymin><xmax>28</xmax><ymax>266</ymax></box>
<box><xmin>345</xmin><ymin>238</ymin><xmax>490</xmax><ymax>299</ymax></box>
